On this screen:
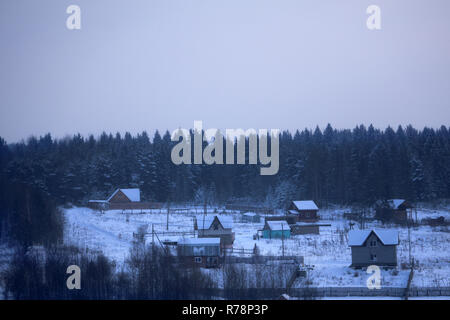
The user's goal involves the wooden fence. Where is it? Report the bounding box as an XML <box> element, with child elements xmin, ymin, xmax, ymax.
<box><xmin>201</xmin><ymin>286</ymin><xmax>450</xmax><ymax>299</ymax></box>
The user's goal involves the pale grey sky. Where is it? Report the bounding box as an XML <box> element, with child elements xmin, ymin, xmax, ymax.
<box><xmin>1</xmin><ymin>0</ymin><xmax>449</xmax><ymax>142</ymax></box>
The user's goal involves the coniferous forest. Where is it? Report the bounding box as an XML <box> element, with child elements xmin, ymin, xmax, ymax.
<box><xmin>1</xmin><ymin>124</ymin><xmax>449</xmax><ymax>208</ymax></box>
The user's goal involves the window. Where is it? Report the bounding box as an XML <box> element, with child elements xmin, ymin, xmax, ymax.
<box><xmin>370</xmin><ymin>254</ymin><xmax>377</xmax><ymax>261</ymax></box>
<box><xmin>369</xmin><ymin>240</ymin><xmax>377</xmax><ymax>247</ymax></box>
<box><xmin>194</xmin><ymin>257</ymin><xmax>202</xmax><ymax>263</ymax></box>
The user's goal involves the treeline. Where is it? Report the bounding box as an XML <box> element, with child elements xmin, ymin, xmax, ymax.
<box><xmin>1</xmin><ymin>124</ymin><xmax>450</xmax><ymax>208</ymax></box>
<box><xmin>2</xmin><ymin>244</ymin><xmax>215</xmax><ymax>300</ymax></box>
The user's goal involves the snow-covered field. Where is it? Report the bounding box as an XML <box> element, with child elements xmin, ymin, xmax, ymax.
<box><xmin>64</xmin><ymin>206</ymin><xmax>450</xmax><ymax>289</ymax></box>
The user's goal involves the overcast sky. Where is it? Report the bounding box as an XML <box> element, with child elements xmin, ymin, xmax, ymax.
<box><xmin>0</xmin><ymin>0</ymin><xmax>449</xmax><ymax>142</ymax></box>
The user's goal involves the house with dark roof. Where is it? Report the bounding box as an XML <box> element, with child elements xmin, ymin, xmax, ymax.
<box><xmin>375</xmin><ymin>199</ymin><xmax>413</xmax><ymax>223</ymax></box>
<box><xmin>287</xmin><ymin>200</ymin><xmax>319</xmax><ymax>222</ymax></box>
<box><xmin>195</xmin><ymin>215</ymin><xmax>235</xmax><ymax>248</ymax></box>
<box><xmin>348</xmin><ymin>229</ymin><xmax>399</xmax><ymax>268</ymax></box>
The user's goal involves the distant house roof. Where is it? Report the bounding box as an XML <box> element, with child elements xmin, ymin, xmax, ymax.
<box><xmin>177</xmin><ymin>237</ymin><xmax>221</xmax><ymax>246</ymax></box>
<box><xmin>88</xmin><ymin>200</ymin><xmax>108</xmax><ymax>203</ymax></box>
<box><xmin>266</xmin><ymin>220</ymin><xmax>290</xmax><ymax>231</ymax></box>
<box><xmin>348</xmin><ymin>229</ymin><xmax>399</xmax><ymax>246</ymax></box>
<box><xmin>196</xmin><ymin>215</ymin><xmax>233</xmax><ymax>230</ymax></box>
<box><xmin>107</xmin><ymin>188</ymin><xmax>140</xmax><ymax>202</ymax></box>
<box><xmin>292</xmin><ymin>200</ymin><xmax>319</xmax><ymax>211</ymax></box>
<box><xmin>387</xmin><ymin>199</ymin><xmax>406</xmax><ymax>210</ymax></box>
<box><xmin>243</xmin><ymin>212</ymin><xmax>258</xmax><ymax>217</ymax></box>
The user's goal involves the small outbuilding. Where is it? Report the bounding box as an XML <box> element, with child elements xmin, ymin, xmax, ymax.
<box><xmin>288</xmin><ymin>200</ymin><xmax>319</xmax><ymax>221</ymax></box>
<box><xmin>241</xmin><ymin>212</ymin><xmax>261</xmax><ymax>223</ymax></box>
<box><xmin>263</xmin><ymin>220</ymin><xmax>291</xmax><ymax>239</ymax></box>
<box><xmin>348</xmin><ymin>229</ymin><xmax>399</xmax><ymax>268</ymax></box>
<box><xmin>290</xmin><ymin>223</ymin><xmax>320</xmax><ymax>235</ymax></box>
<box><xmin>177</xmin><ymin>237</ymin><xmax>221</xmax><ymax>268</ymax></box>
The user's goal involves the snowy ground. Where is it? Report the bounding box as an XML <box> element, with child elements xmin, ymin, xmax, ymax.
<box><xmin>63</xmin><ymin>206</ymin><xmax>450</xmax><ymax>289</ymax></box>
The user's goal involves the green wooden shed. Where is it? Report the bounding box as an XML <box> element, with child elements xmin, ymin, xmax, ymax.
<box><xmin>263</xmin><ymin>220</ymin><xmax>291</xmax><ymax>239</ymax></box>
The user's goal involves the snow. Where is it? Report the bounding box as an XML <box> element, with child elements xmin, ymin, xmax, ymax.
<box><xmin>63</xmin><ymin>206</ymin><xmax>450</xmax><ymax>290</ymax></box>
<box><xmin>266</xmin><ymin>220</ymin><xmax>290</xmax><ymax>231</ymax></box>
<box><xmin>107</xmin><ymin>188</ymin><xmax>140</xmax><ymax>202</ymax></box>
<box><xmin>178</xmin><ymin>238</ymin><xmax>221</xmax><ymax>245</ymax></box>
<box><xmin>292</xmin><ymin>200</ymin><xmax>319</xmax><ymax>211</ymax></box>
<box><xmin>243</xmin><ymin>212</ymin><xmax>257</xmax><ymax>217</ymax></box>
<box><xmin>348</xmin><ymin>229</ymin><xmax>399</xmax><ymax>246</ymax></box>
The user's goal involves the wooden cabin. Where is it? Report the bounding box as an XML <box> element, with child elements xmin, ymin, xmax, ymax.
<box><xmin>348</xmin><ymin>229</ymin><xmax>399</xmax><ymax>268</ymax></box>
<box><xmin>88</xmin><ymin>188</ymin><xmax>163</xmax><ymax>210</ymax></box>
<box><xmin>195</xmin><ymin>215</ymin><xmax>235</xmax><ymax>248</ymax></box>
<box><xmin>375</xmin><ymin>199</ymin><xmax>413</xmax><ymax>223</ymax></box>
<box><xmin>288</xmin><ymin>200</ymin><xmax>319</xmax><ymax>222</ymax></box>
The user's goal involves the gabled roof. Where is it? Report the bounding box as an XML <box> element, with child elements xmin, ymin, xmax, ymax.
<box><xmin>387</xmin><ymin>199</ymin><xmax>405</xmax><ymax>210</ymax></box>
<box><xmin>107</xmin><ymin>188</ymin><xmax>140</xmax><ymax>202</ymax></box>
<box><xmin>196</xmin><ymin>215</ymin><xmax>233</xmax><ymax>230</ymax></box>
<box><xmin>348</xmin><ymin>229</ymin><xmax>399</xmax><ymax>246</ymax></box>
<box><xmin>292</xmin><ymin>200</ymin><xmax>319</xmax><ymax>211</ymax></box>
<box><xmin>266</xmin><ymin>220</ymin><xmax>290</xmax><ymax>231</ymax></box>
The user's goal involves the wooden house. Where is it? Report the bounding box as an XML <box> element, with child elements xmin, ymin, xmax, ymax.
<box><xmin>348</xmin><ymin>229</ymin><xmax>399</xmax><ymax>268</ymax></box>
<box><xmin>262</xmin><ymin>220</ymin><xmax>291</xmax><ymax>239</ymax></box>
<box><xmin>195</xmin><ymin>215</ymin><xmax>235</xmax><ymax>248</ymax></box>
<box><xmin>375</xmin><ymin>199</ymin><xmax>413</xmax><ymax>223</ymax></box>
<box><xmin>88</xmin><ymin>188</ymin><xmax>163</xmax><ymax>210</ymax></box>
<box><xmin>177</xmin><ymin>238</ymin><xmax>221</xmax><ymax>268</ymax></box>
<box><xmin>288</xmin><ymin>200</ymin><xmax>319</xmax><ymax>222</ymax></box>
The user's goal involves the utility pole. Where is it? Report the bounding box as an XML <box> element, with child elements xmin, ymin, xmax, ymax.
<box><xmin>166</xmin><ymin>202</ymin><xmax>170</xmax><ymax>231</ymax></box>
<box><xmin>152</xmin><ymin>223</ymin><xmax>154</xmax><ymax>250</ymax></box>
<box><xmin>408</xmin><ymin>218</ymin><xmax>412</xmax><ymax>266</ymax></box>
<box><xmin>282</xmin><ymin>223</ymin><xmax>285</xmax><ymax>258</ymax></box>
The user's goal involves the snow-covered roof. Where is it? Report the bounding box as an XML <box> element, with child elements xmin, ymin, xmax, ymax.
<box><xmin>292</xmin><ymin>200</ymin><xmax>319</xmax><ymax>211</ymax></box>
<box><xmin>107</xmin><ymin>188</ymin><xmax>140</xmax><ymax>202</ymax></box>
<box><xmin>348</xmin><ymin>229</ymin><xmax>399</xmax><ymax>246</ymax></box>
<box><xmin>88</xmin><ymin>200</ymin><xmax>108</xmax><ymax>203</ymax></box>
<box><xmin>196</xmin><ymin>215</ymin><xmax>233</xmax><ymax>230</ymax></box>
<box><xmin>243</xmin><ymin>212</ymin><xmax>258</xmax><ymax>217</ymax></box>
<box><xmin>177</xmin><ymin>237</ymin><xmax>221</xmax><ymax>246</ymax></box>
<box><xmin>266</xmin><ymin>220</ymin><xmax>290</xmax><ymax>231</ymax></box>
